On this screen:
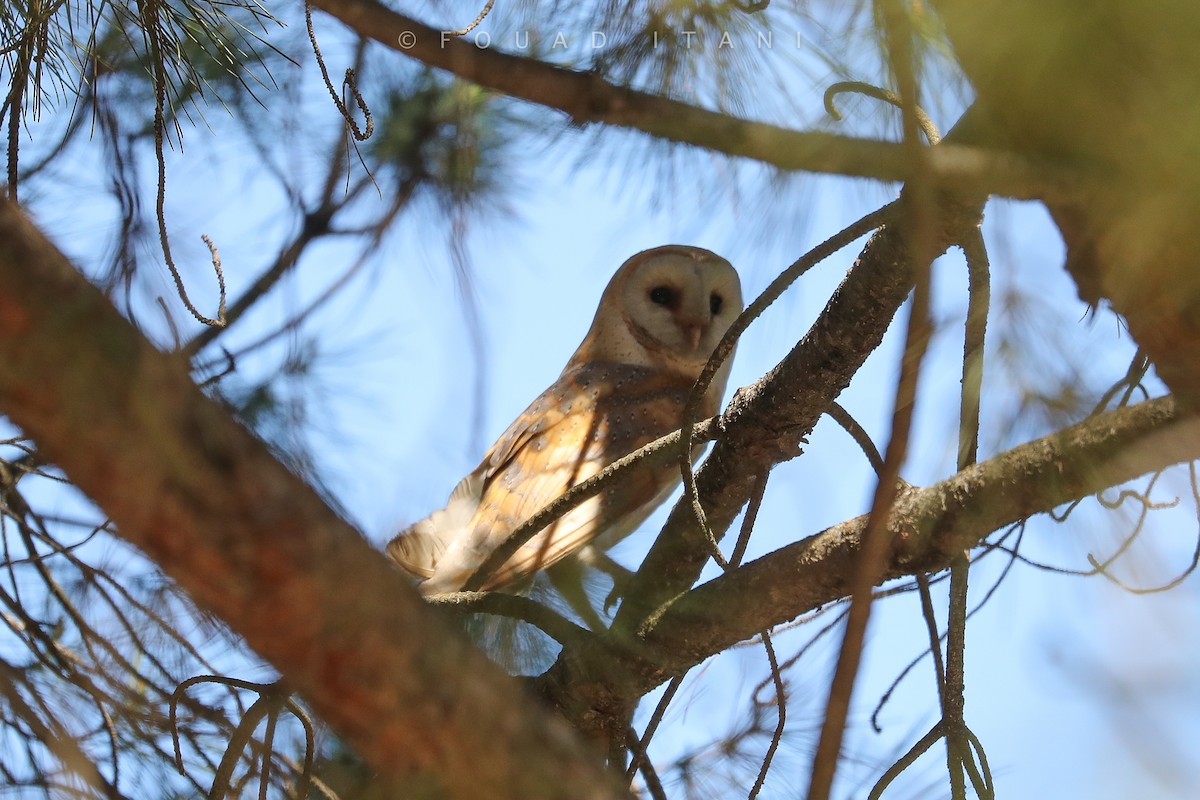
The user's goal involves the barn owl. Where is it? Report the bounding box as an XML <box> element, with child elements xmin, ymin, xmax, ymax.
<box><xmin>387</xmin><ymin>245</ymin><xmax>743</xmax><ymax>596</ymax></box>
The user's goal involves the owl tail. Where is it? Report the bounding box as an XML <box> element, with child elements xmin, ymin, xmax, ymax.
<box><xmin>386</xmin><ymin>472</ymin><xmax>483</xmax><ymax>580</ymax></box>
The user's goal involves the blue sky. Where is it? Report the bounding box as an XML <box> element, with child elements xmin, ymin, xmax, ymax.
<box><xmin>274</xmin><ymin>147</ymin><xmax>1200</xmax><ymax>797</ymax></box>
<box><xmin>8</xmin><ymin>2</ymin><xmax>1200</xmax><ymax>797</ymax></box>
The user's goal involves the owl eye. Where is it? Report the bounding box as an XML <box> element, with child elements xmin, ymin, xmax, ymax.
<box><xmin>648</xmin><ymin>286</ymin><xmax>677</xmax><ymax>307</ymax></box>
<box><xmin>709</xmin><ymin>292</ymin><xmax>724</xmax><ymax>315</ymax></box>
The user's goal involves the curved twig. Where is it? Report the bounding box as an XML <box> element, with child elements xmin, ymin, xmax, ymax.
<box><xmin>306</xmin><ymin>0</ymin><xmax>373</xmax><ymax>141</ymax></box>
<box><xmin>867</xmin><ymin>721</ymin><xmax>943</xmax><ymax>800</ymax></box>
<box><xmin>170</xmin><ymin>675</ymin><xmax>315</xmax><ymax>798</ymax></box>
<box><xmin>963</xmin><ymin>725</ymin><xmax>996</xmax><ymax>800</ymax></box>
<box><xmin>140</xmin><ymin>0</ymin><xmax>227</xmax><ymax>329</ymax></box>
<box><xmin>1083</xmin><ymin>470</ymin><xmax>1164</xmax><ymax>575</ymax></box>
<box><xmin>207</xmin><ymin>692</ymin><xmax>277</xmax><ymax>800</ymax></box>
<box><xmin>1087</xmin><ymin>463</ymin><xmax>1200</xmax><ymax>593</ymax></box>
<box><xmin>747</xmin><ymin>630</ymin><xmax>785</xmax><ymax>800</ymax></box>
<box><xmin>824</xmin><ymin>81</ymin><xmax>942</xmax><ymax>146</ymax></box>
<box><xmin>1091</xmin><ymin>349</ymin><xmax>1151</xmax><ymax>415</ymax></box>
<box><xmin>444</xmin><ymin>0</ymin><xmax>496</xmax><ymax>36</ymax></box>
<box><xmin>827</xmin><ymin>402</ymin><xmax>885</xmax><ymax>475</ymax></box>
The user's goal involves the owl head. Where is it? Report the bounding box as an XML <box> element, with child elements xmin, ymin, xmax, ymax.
<box><xmin>567</xmin><ymin>245</ymin><xmax>743</xmax><ymax>382</ymax></box>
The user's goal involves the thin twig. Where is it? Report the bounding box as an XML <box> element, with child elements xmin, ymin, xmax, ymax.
<box><xmin>824</xmin><ymin>81</ymin><xmax>942</xmax><ymax>145</ymax></box>
<box><xmin>624</xmin><ymin>727</ymin><xmax>667</xmax><ymax>800</ymax></box>
<box><xmin>867</xmin><ymin>722</ymin><xmax>943</xmax><ymax>800</ymax></box>
<box><xmin>944</xmin><ymin>558</ymin><xmax>970</xmax><ymax>800</ymax></box>
<box><xmin>807</xmin><ymin>9</ymin><xmax>935</xmax><ymax>795</ymax></box>
<box><xmin>1091</xmin><ymin>349</ymin><xmax>1150</xmax><ymax>416</ymax></box>
<box><xmin>747</xmin><ymin>630</ymin><xmax>785</xmax><ymax>800</ymax></box>
<box><xmin>444</xmin><ymin>0</ymin><xmax>496</xmax><ymax>36</ymax></box>
<box><xmin>140</xmin><ymin>0</ymin><xmax>227</xmax><ymax>329</ymax></box>
<box><xmin>941</xmin><ymin>196</ymin><xmax>992</xmax><ymax>800</ymax></box>
<box><xmin>675</xmin><ymin>203</ymin><xmax>899</xmax><ymax>570</ymax></box>
<box><xmin>624</xmin><ymin>675</ymin><xmax>684</xmax><ymax>784</ymax></box>
<box><xmin>1087</xmin><ymin>462</ymin><xmax>1200</xmax><ymax>594</ymax></box>
<box><xmin>827</xmin><ymin>401</ymin><xmax>884</xmax><ymax>475</ymax></box>
<box><xmin>729</xmin><ymin>472</ymin><xmax>769</xmax><ymax>570</ymax></box>
<box><xmin>914</xmin><ymin>574</ymin><xmax>946</xmax><ymax>692</ymax></box>
<box><xmin>305</xmin><ymin>0</ymin><xmax>372</xmax><ymax>141</ymax></box>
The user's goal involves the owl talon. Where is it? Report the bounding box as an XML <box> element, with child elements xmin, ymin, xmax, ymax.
<box><xmin>588</xmin><ymin>553</ymin><xmax>635</xmax><ymax>614</ymax></box>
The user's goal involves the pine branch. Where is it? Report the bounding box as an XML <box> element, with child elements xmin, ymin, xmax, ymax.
<box><xmin>639</xmin><ymin>395</ymin><xmax>1188</xmax><ymax>678</ymax></box>
<box><xmin>307</xmin><ymin>0</ymin><xmax>1084</xmax><ymax>201</ymax></box>
<box><xmin>0</xmin><ymin>196</ymin><xmax>626</xmax><ymax>800</ymax></box>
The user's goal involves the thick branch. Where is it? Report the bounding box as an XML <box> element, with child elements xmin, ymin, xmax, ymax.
<box><xmin>606</xmin><ymin>109</ymin><xmax>997</xmax><ymax>641</ymax></box>
<box><xmin>0</xmin><ymin>197</ymin><xmax>625</xmax><ymax>800</ymax></box>
<box><xmin>532</xmin><ymin>398</ymin><xmax>1192</xmax><ymax>719</ymax></box>
<box><xmin>533</xmin><ymin>187</ymin><xmax>981</xmax><ymax>742</ymax></box>
<box><xmin>640</xmin><ymin>396</ymin><xmax>1190</xmax><ymax>678</ymax></box>
<box><xmin>535</xmin><ymin>111</ymin><xmax>987</xmax><ymax>738</ymax></box>
<box><xmin>307</xmin><ymin>0</ymin><xmax>1079</xmax><ymax>200</ymax></box>
<box><xmin>611</xmin><ymin>187</ymin><xmax>983</xmax><ymax>636</ymax></box>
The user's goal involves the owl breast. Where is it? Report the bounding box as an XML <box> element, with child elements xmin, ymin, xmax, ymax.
<box><xmin>416</xmin><ymin>361</ymin><xmax>713</xmax><ymax>593</ymax></box>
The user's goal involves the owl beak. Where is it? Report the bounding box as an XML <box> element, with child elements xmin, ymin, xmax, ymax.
<box><xmin>684</xmin><ymin>323</ymin><xmax>705</xmax><ymax>351</ymax></box>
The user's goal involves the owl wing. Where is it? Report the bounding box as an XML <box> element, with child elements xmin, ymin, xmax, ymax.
<box><xmin>386</xmin><ymin>471</ymin><xmax>483</xmax><ymax>579</ymax></box>
<box><xmin>420</xmin><ymin>362</ymin><xmax>702</xmax><ymax>593</ymax></box>
<box><xmin>386</xmin><ymin>370</ymin><xmax>584</xmax><ymax>583</ymax></box>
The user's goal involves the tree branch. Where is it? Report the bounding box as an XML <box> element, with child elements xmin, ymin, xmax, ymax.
<box><xmin>603</xmin><ymin>105</ymin><xmax>1001</xmax><ymax>640</ymax></box>
<box><xmin>610</xmin><ymin>191</ymin><xmax>983</xmax><ymax>639</ymax></box>
<box><xmin>533</xmin><ymin>108</ymin><xmax>1064</xmax><ymax>738</ymax></box>
<box><xmin>534</xmin><ymin>399</ymin><xmax>1193</xmax><ymax>723</ymax></box>
<box><xmin>306</xmin><ymin>0</ymin><xmax>1082</xmax><ymax>201</ymax></box>
<box><xmin>0</xmin><ymin>197</ymin><xmax>626</xmax><ymax>800</ymax></box>
<box><xmin>532</xmin><ymin>186</ymin><xmax>983</xmax><ymax>742</ymax></box>
<box><xmin>638</xmin><ymin>395</ymin><xmax>1190</xmax><ymax>680</ymax></box>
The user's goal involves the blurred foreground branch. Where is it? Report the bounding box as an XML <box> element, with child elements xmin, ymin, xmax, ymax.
<box><xmin>308</xmin><ymin>0</ymin><xmax>1082</xmax><ymax>202</ymax></box>
<box><xmin>0</xmin><ymin>196</ymin><xmax>626</xmax><ymax>800</ymax></box>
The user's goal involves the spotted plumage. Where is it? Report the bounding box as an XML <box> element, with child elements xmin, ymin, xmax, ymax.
<box><xmin>387</xmin><ymin>245</ymin><xmax>743</xmax><ymax>594</ymax></box>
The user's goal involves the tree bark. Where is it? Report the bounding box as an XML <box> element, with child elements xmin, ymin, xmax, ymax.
<box><xmin>0</xmin><ymin>197</ymin><xmax>627</xmax><ymax>800</ymax></box>
<box><xmin>638</xmin><ymin>396</ymin><xmax>1192</xmax><ymax>680</ymax></box>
